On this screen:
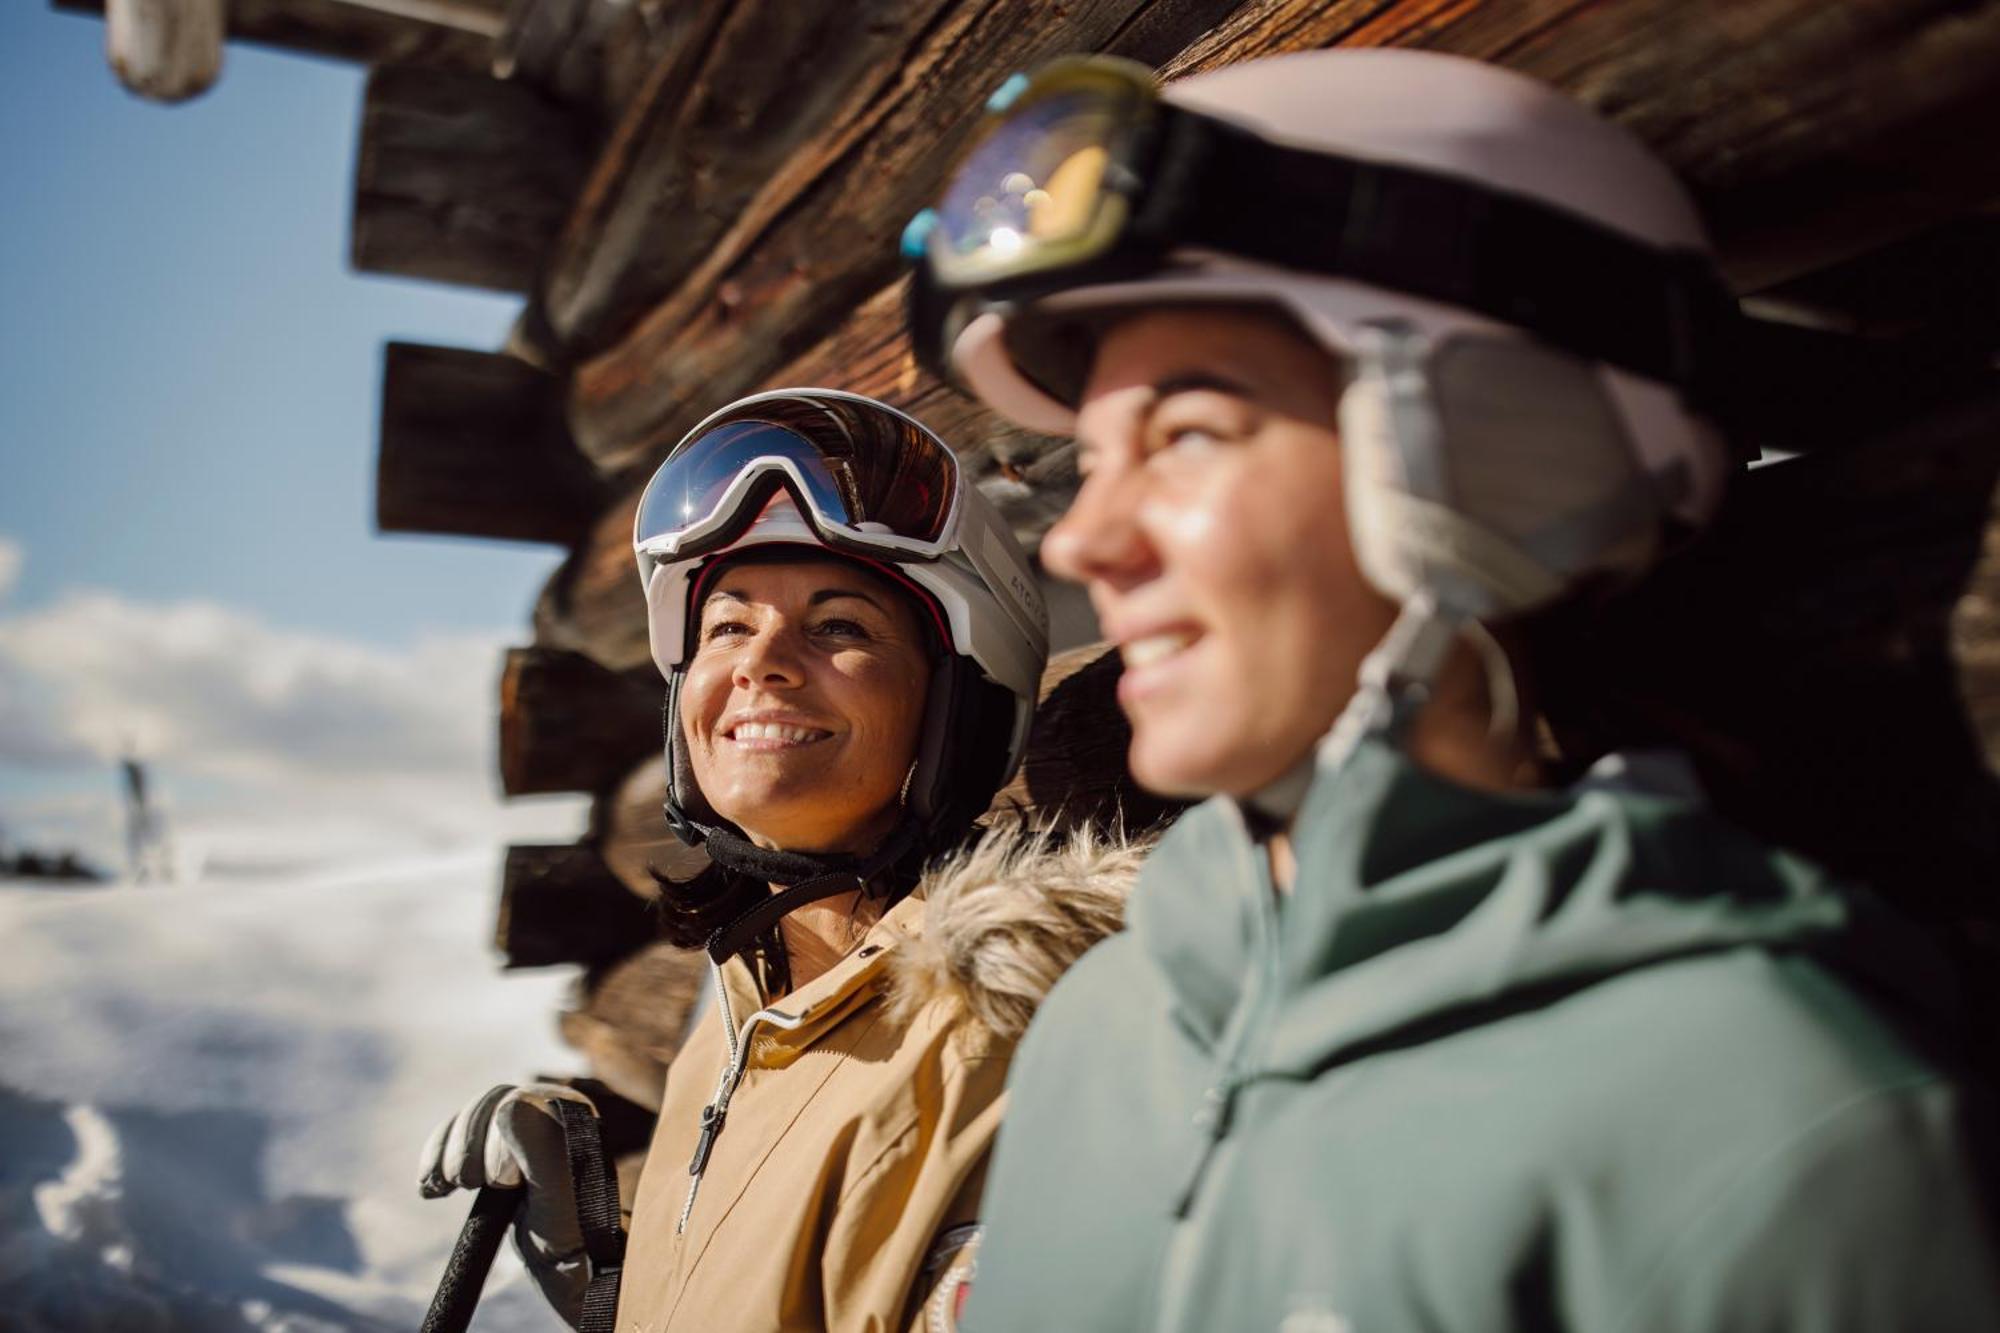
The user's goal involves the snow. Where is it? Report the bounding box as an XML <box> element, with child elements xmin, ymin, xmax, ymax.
<box><xmin>0</xmin><ymin>851</ymin><xmax>589</xmax><ymax>1331</ymax></box>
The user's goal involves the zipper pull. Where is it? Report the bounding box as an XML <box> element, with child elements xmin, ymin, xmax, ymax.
<box><xmin>1171</xmin><ymin>1083</ymin><xmax>1236</xmax><ymax>1217</ymax></box>
<box><xmin>688</xmin><ymin>1101</ymin><xmax>726</xmax><ymax>1177</ymax></box>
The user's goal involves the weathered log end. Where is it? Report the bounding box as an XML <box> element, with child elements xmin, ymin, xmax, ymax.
<box><xmin>496</xmin><ymin>841</ymin><xmax>659</xmax><ymax>969</ymax></box>
<box><xmin>377</xmin><ymin>341</ymin><xmax>603</xmax><ymax>544</ymax></box>
<box><xmin>352</xmin><ymin>64</ymin><xmax>591</xmax><ymax>293</ymax></box>
<box><xmin>499</xmin><ymin>644</ymin><xmax>659</xmax><ymax>797</ymax></box>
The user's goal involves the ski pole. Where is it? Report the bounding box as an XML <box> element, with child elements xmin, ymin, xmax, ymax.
<box><xmin>420</xmin><ymin>1185</ymin><xmax>520</xmax><ymax>1333</ymax></box>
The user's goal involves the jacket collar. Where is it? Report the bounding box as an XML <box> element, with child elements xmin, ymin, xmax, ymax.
<box><xmin>724</xmin><ymin>892</ymin><xmax>928</xmax><ymax>1070</ymax></box>
<box><xmin>1131</xmin><ymin>737</ymin><xmax>1876</xmax><ymax>1074</ymax></box>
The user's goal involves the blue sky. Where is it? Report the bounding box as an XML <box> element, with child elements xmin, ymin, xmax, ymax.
<box><xmin>1</xmin><ymin>5</ymin><xmax>557</xmax><ymax>641</ymax></box>
<box><xmin>0</xmin><ymin>8</ymin><xmax>585</xmax><ymax>871</ymax></box>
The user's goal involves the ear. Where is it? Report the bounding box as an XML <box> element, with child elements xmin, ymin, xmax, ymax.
<box><xmin>905</xmin><ymin>656</ymin><xmax>959</xmax><ymax>827</ymax></box>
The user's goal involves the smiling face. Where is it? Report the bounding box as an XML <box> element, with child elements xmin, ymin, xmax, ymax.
<box><xmin>679</xmin><ymin>555</ymin><xmax>932</xmax><ymax>854</ymax></box>
<box><xmin>1039</xmin><ymin>306</ymin><xmax>1399</xmax><ymax>800</ymax></box>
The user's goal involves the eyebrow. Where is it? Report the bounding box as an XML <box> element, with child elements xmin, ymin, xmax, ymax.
<box><xmin>1153</xmin><ymin>370</ymin><xmax>1255</xmax><ymax>400</ymax></box>
<box><xmin>808</xmin><ymin>588</ymin><xmax>887</xmax><ymax>611</ymax></box>
<box><xmin>702</xmin><ymin>587</ymin><xmax>888</xmax><ymax>613</ymax></box>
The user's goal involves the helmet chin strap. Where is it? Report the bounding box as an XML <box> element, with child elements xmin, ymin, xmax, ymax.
<box><xmin>1246</xmin><ymin>320</ymin><xmax>1562</xmax><ymax>831</ymax></box>
<box><xmin>699</xmin><ymin>818</ymin><xmax>925</xmax><ymax>971</ymax></box>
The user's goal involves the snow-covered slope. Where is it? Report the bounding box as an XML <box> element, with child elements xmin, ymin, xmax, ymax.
<box><xmin>0</xmin><ymin>852</ymin><xmax>586</xmax><ymax>1331</ymax></box>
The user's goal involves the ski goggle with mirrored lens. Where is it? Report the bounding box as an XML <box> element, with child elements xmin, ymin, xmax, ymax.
<box><xmin>632</xmin><ymin>391</ymin><xmax>963</xmax><ymax>572</ymax></box>
<box><xmin>905</xmin><ymin>55</ymin><xmax>1736</xmax><ymax>411</ymax></box>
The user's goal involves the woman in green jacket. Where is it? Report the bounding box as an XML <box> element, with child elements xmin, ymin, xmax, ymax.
<box><xmin>904</xmin><ymin>48</ymin><xmax>2000</xmax><ymax>1332</ymax></box>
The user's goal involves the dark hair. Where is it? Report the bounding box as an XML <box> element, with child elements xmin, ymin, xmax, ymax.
<box><xmin>647</xmin><ymin>860</ymin><xmax>767</xmax><ymax>951</ymax></box>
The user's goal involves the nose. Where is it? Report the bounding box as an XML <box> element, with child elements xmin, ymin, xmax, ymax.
<box><xmin>732</xmin><ymin>623</ymin><xmax>807</xmax><ymax>690</ymax></box>
<box><xmin>1041</xmin><ymin>464</ymin><xmax>1156</xmax><ymax>590</ymax></box>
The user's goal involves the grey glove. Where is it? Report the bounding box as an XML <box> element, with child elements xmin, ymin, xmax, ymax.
<box><xmin>418</xmin><ymin>1082</ymin><xmax>599</xmax><ymax>1329</ymax></box>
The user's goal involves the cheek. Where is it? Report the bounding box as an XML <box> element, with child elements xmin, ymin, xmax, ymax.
<box><xmin>1126</xmin><ymin>449</ymin><xmax>1372</xmax><ymax>793</ymax></box>
<box><xmin>837</xmin><ymin>651</ymin><xmax>930</xmax><ymax>751</ymax></box>
<box><xmin>676</xmin><ymin>662</ymin><xmax>725</xmax><ymax>776</ymax></box>
<box><xmin>678</xmin><ymin>659</ymin><xmax>723</xmax><ymax>733</ymax></box>
<box><xmin>1147</xmin><ymin>452</ymin><xmax>1345</xmax><ymax>613</ymax></box>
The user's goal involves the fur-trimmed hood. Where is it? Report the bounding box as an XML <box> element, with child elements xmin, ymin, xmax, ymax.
<box><xmin>888</xmin><ymin>825</ymin><xmax>1152</xmax><ymax>1042</ymax></box>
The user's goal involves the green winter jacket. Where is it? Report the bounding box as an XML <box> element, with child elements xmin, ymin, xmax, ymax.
<box><xmin>966</xmin><ymin>738</ymin><xmax>2000</xmax><ymax>1332</ymax></box>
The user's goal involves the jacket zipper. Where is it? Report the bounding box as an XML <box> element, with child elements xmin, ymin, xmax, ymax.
<box><xmin>1154</xmin><ymin>824</ymin><xmax>1284</xmax><ymax>1332</ymax></box>
<box><xmin>676</xmin><ymin>956</ymin><xmax>804</xmax><ymax>1235</ymax></box>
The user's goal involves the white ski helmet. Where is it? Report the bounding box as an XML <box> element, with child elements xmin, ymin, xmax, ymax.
<box><xmin>633</xmin><ymin>388</ymin><xmax>1050</xmax><ymax>852</ymax></box>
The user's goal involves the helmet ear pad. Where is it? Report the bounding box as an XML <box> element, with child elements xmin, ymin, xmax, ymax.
<box><xmin>908</xmin><ymin>654</ymin><xmax>1019</xmax><ymax>840</ymax></box>
<box><xmin>663</xmin><ymin>672</ymin><xmax>722</xmax><ymax>846</ymax></box>
<box><xmin>1337</xmin><ymin>322</ymin><xmax>1671</xmax><ymax>621</ymax></box>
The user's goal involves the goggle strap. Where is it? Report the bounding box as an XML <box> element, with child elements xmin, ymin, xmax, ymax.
<box><xmin>1151</xmin><ymin>111</ymin><xmax>1733</xmax><ymax>401</ymax></box>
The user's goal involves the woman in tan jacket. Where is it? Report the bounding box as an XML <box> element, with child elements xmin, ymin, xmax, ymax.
<box><xmin>422</xmin><ymin>389</ymin><xmax>1140</xmax><ymax>1332</ymax></box>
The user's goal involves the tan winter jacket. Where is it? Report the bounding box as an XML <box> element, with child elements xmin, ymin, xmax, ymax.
<box><xmin>615</xmin><ymin>829</ymin><xmax>1143</xmax><ymax>1333</ymax></box>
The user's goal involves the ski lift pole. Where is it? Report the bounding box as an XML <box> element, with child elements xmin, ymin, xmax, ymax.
<box><xmin>421</xmin><ymin>1185</ymin><xmax>520</xmax><ymax>1333</ymax></box>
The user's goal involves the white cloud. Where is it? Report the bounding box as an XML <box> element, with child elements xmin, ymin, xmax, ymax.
<box><xmin>0</xmin><ymin>536</ymin><xmax>20</xmax><ymax>603</ymax></box>
<box><xmin>0</xmin><ymin>591</ymin><xmax>588</xmax><ymax>875</ymax></box>
<box><xmin>0</xmin><ymin>594</ymin><xmax>493</xmax><ymax>778</ymax></box>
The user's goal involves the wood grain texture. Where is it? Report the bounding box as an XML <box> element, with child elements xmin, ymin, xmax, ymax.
<box><xmin>532</xmin><ymin>489</ymin><xmax>651</xmax><ymax>671</ymax></box>
<box><xmin>376</xmin><ymin>342</ymin><xmax>604</xmax><ymax>544</ymax></box>
<box><xmin>594</xmin><ymin>755</ymin><xmax>705</xmax><ymax>900</ymax></box>
<box><xmin>559</xmin><ymin>941</ymin><xmax>707</xmax><ymax>1111</ymax></box>
<box><xmin>493</xmin><ymin>0</ymin><xmax>659</xmax><ymax>116</ymax></box>
<box><xmin>563</xmin><ymin>0</ymin><xmax>2000</xmax><ymax>477</ymax></box>
<box><xmin>537</xmin><ymin>0</ymin><xmax>961</xmax><ymax>360</ymax></box>
<box><xmin>992</xmin><ymin>643</ymin><xmax>1190</xmax><ymax>834</ymax></box>
<box><xmin>352</xmin><ymin>65</ymin><xmax>593</xmax><ymax>293</ymax></box>
<box><xmin>564</xmin><ymin>0</ymin><xmax>1262</xmax><ymax>471</ymax></box>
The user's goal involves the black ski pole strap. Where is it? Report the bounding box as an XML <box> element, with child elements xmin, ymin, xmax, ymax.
<box><xmin>553</xmin><ymin>1098</ymin><xmax>626</xmax><ymax>1333</ymax></box>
